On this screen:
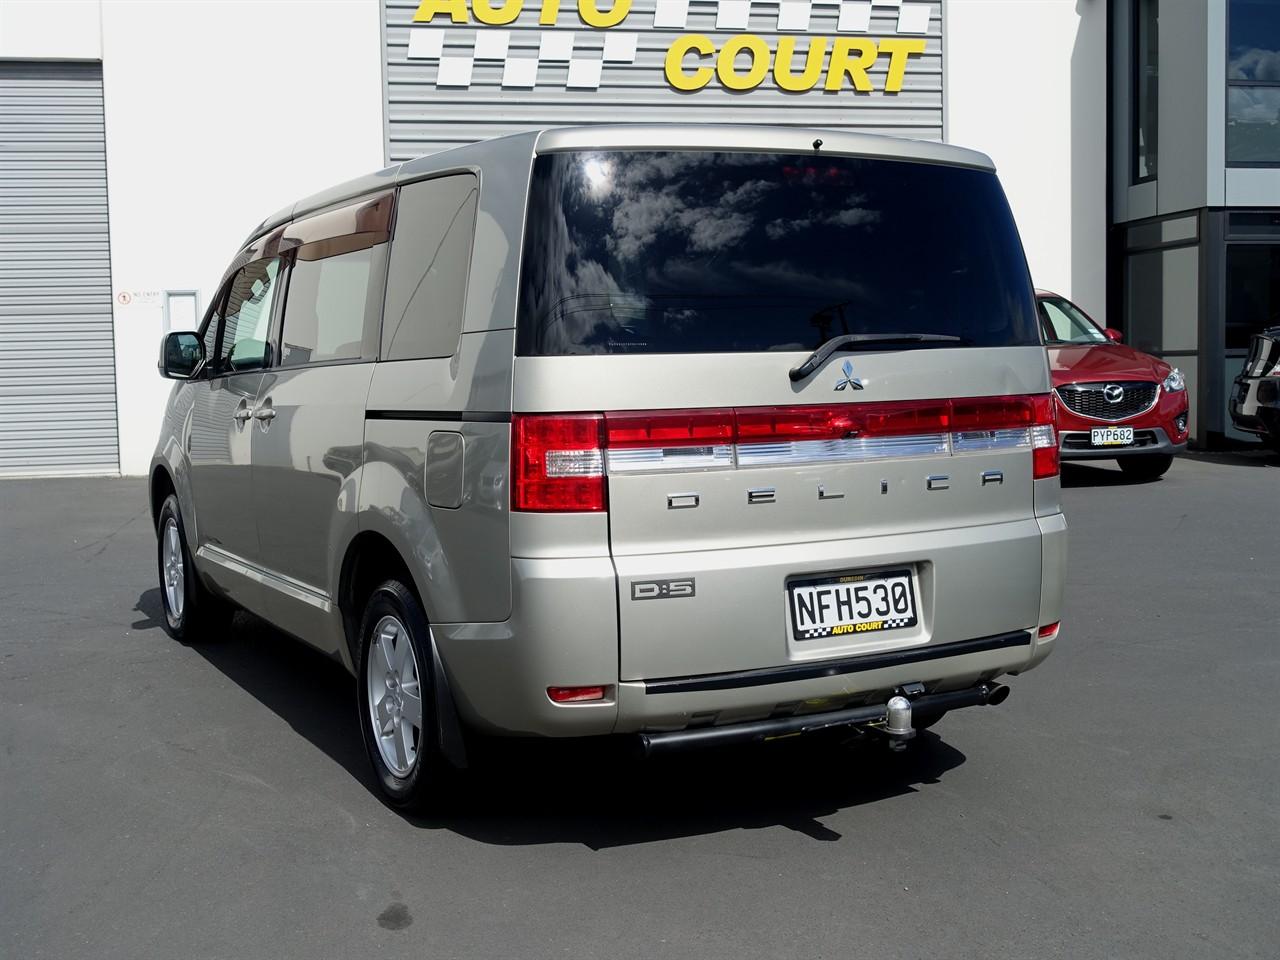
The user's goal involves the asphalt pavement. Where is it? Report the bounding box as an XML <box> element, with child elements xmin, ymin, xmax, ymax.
<box><xmin>1</xmin><ymin>450</ymin><xmax>1278</xmax><ymax>959</ymax></box>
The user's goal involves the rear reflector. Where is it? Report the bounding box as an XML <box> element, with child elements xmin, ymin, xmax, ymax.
<box><xmin>547</xmin><ymin>685</ymin><xmax>607</xmax><ymax>703</ymax></box>
<box><xmin>512</xmin><ymin>395</ymin><xmax>1060</xmax><ymax>511</ymax></box>
<box><xmin>1037</xmin><ymin>621</ymin><xmax>1061</xmax><ymax>640</ymax></box>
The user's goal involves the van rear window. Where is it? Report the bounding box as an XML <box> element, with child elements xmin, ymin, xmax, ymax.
<box><xmin>516</xmin><ymin>151</ymin><xmax>1039</xmax><ymax>356</ymax></box>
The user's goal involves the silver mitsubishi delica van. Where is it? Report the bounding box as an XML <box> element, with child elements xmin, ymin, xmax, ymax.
<box><xmin>151</xmin><ymin>125</ymin><xmax>1067</xmax><ymax>809</ymax></box>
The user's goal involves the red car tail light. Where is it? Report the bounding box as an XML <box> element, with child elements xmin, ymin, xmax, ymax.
<box><xmin>1029</xmin><ymin>394</ymin><xmax>1059</xmax><ymax>480</ymax></box>
<box><xmin>604</xmin><ymin>409</ymin><xmax>734</xmax><ymax>447</ymax></box>
<box><xmin>511</xmin><ymin>414</ymin><xmax>605</xmax><ymax>512</ymax></box>
<box><xmin>513</xmin><ymin>393</ymin><xmax>1060</xmax><ymax>508</ymax></box>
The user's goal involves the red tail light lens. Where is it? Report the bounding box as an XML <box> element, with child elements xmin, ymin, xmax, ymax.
<box><xmin>1029</xmin><ymin>394</ymin><xmax>1059</xmax><ymax>480</ymax></box>
<box><xmin>604</xmin><ymin>409</ymin><xmax>734</xmax><ymax>447</ymax></box>
<box><xmin>511</xmin><ymin>414</ymin><xmax>605</xmax><ymax>512</ymax></box>
<box><xmin>736</xmin><ymin>405</ymin><xmax>860</xmax><ymax>441</ymax></box>
<box><xmin>513</xmin><ymin>393</ymin><xmax>1060</xmax><ymax>509</ymax></box>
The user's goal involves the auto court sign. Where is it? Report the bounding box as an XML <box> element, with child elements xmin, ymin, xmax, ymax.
<box><xmin>405</xmin><ymin>0</ymin><xmax>932</xmax><ymax>93</ymax></box>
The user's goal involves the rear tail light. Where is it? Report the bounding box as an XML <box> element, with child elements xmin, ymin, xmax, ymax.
<box><xmin>1029</xmin><ymin>393</ymin><xmax>1060</xmax><ymax>480</ymax></box>
<box><xmin>511</xmin><ymin>414</ymin><xmax>605</xmax><ymax>512</ymax></box>
<box><xmin>512</xmin><ymin>394</ymin><xmax>1062</xmax><ymax>511</ymax></box>
<box><xmin>1037</xmin><ymin>621</ymin><xmax>1061</xmax><ymax>640</ymax></box>
<box><xmin>547</xmin><ymin>685</ymin><xmax>608</xmax><ymax>703</ymax></box>
<box><xmin>604</xmin><ymin>409</ymin><xmax>736</xmax><ymax>473</ymax></box>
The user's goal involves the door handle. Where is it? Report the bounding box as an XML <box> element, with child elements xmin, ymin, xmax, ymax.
<box><xmin>253</xmin><ymin>407</ymin><xmax>276</xmax><ymax>421</ymax></box>
<box><xmin>232</xmin><ymin>407</ymin><xmax>252</xmax><ymax>423</ymax></box>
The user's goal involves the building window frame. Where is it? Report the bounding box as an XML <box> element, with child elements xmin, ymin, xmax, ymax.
<box><xmin>1131</xmin><ymin>0</ymin><xmax>1159</xmax><ymax>184</ymax></box>
<box><xmin>1226</xmin><ymin>0</ymin><xmax>1280</xmax><ymax>167</ymax></box>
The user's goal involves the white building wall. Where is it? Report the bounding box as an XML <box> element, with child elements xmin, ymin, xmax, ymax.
<box><xmin>96</xmin><ymin>0</ymin><xmax>385</xmax><ymax>475</ymax></box>
<box><xmin>0</xmin><ymin>0</ymin><xmax>102</xmax><ymax>60</ymax></box>
<box><xmin>946</xmin><ymin>0</ymin><xmax>1109</xmax><ymax>324</ymax></box>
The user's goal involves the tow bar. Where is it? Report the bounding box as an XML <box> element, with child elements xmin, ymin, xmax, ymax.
<box><xmin>637</xmin><ymin>681</ymin><xmax>1011</xmax><ymax>757</ymax></box>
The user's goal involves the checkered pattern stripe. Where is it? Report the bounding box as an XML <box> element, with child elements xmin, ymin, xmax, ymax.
<box><xmin>406</xmin><ymin>0</ymin><xmax>932</xmax><ymax>90</ymax></box>
<box><xmin>797</xmin><ymin>616</ymin><xmax>915</xmax><ymax>639</ymax></box>
<box><xmin>407</xmin><ymin>27</ymin><xmax>640</xmax><ymax>89</ymax></box>
<box><xmin>655</xmin><ymin>0</ymin><xmax>931</xmax><ymax>33</ymax></box>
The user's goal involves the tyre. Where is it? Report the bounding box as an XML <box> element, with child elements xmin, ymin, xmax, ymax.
<box><xmin>156</xmin><ymin>493</ymin><xmax>233</xmax><ymax>642</ymax></box>
<box><xmin>1117</xmin><ymin>454</ymin><xmax>1173</xmax><ymax>480</ymax></box>
<box><xmin>356</xmin><ymin>579</ymin><xmax>450</xmax><ymax>810</ymax></box>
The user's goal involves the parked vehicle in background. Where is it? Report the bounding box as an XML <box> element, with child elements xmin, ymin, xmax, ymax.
<box><xmin>149</xmin><ymin>126</ymin><xmax>1067</xmax><ymax>810</ymax></box>
<box><xmin>1037</xmin><ymin>290</ymin><xmax>1189</xmax><ymax>480</ymax></box>
<box><xmin>1229</xmin><ymin>326</ymin><xmax>1280</xmax><ymax>453</ymax></box>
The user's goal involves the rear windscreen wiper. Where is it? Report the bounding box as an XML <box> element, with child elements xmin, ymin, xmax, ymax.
<box><xmin>789</xmin><ymin>333</ymin><xmax>964</xmax><ymax>382</ymax></box>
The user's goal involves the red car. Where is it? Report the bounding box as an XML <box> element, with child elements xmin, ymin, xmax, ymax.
<box><xmin>1037</xmin><ymin>290</ymin><xmax>1189</xmax><ymax>479</ymax></box>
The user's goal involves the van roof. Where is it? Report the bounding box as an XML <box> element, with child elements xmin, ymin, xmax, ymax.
<box><xmin>244</xmin><ymin>125</ymin><xmax>994</xmax><ymax>247</ymax></box>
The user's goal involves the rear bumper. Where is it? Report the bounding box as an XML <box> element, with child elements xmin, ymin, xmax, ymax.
<box><xmin>1059</xmin><ymin>426</ymin><xmax>1187</xmax><ymax>460</ymax></box>
<box><xmin>434</xmin><ymin>516</ymin><xmax>1066</xmax><ymax>739</ymax></box>
<box><xmin>614</xmin><ymin>629</ymin><xmax>1042</xmax><ymax>734</ymax></box>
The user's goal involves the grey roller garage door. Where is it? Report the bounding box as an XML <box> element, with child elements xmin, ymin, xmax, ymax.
<box><xmin>0</xmin><ymin>61</ymin><xmax>117</xmax><ymax>477</ymax></box>
<box><xmin>382</xmin><ymin>0</ymin><xmax>943</xmax><ymax>161</ymax></box>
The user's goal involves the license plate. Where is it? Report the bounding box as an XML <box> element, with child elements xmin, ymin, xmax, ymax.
<box><xmin>1091</xmin><ymin>426</ymin><xmax>1134</xmax><ymax>446</ymax></box>
<box><xmin>789</xmin><ymin>568</ymin><xmax>918</xmax><ymax>641</ymax></box>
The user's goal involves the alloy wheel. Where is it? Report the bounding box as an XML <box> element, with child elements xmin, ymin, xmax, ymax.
<box><xmin>366</xmin><ymin>615</ymin><xmax>423</xmax><ymax>778</ymax></box>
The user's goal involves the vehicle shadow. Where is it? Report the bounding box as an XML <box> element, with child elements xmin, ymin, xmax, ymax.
<box><xmin>135</xmin><ymin>588</ymin><xmax>969</xmax><ymax>849</ymax></box>
<box><xmin>1183</xmin><ymin>448</ymin><xmax>1278</xmax><ymax>469</ymax></box>
<box><xmin>1060</xmin><ymin>462</ymin><xmax>1150</xmax><ymax>487</ymax></box>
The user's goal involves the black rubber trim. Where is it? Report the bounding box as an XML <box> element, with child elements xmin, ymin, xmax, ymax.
<box><xmin>642</xmin><ymin>631</ymin><xmax>1032</xmax><ymax>695</ymax></box>
<box><xmin>365</xmin><ymin>409</ymin><xmax>510</xmax><ymax>423</ymax></box>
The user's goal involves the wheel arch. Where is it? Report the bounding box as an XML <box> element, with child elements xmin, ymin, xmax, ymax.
<box><xmin>149</xmin><ymin>463</ymin><xmax>176</xmax><ymax>529</ymax></box>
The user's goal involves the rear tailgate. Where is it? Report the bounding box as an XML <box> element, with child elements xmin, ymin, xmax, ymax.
<box><xmin>513</xmin><ymin>347</ymin><xmax>1053</xmax><ymax>681</ymax></box>
<box><xmin>511</xmin><ymin>145</ymin><xmax>1055</xmax><ymax>686</ymax></box>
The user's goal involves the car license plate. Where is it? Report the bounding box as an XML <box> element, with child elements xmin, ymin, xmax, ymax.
<box><xmin>1091</xmin><ymin>426</ymin><xmax>1134</xmax><ymax>446</ymax></box>
<box><xmin>789</xmin><ymin>568</ymin><xmax>917</xmax><ymax>641</ymax></box>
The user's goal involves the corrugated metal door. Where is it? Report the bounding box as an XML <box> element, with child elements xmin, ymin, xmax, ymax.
<box><xmin>382</xmin><ymin>0</ymin><xmax>943</xmax><ymax>161</ymax></box>
<box><xmin>0</xmin><ymin>61</ymin><xmax>118</xmax><ymax>477</ymax></box>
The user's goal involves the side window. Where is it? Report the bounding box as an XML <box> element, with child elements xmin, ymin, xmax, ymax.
<box><xmin>217</xmin><ymin>257</ymin><xmax>280</xmax><ymax>375</ymax></box>
<box><xmin>199</xmin><ymin>291</ymin><xmax>223</xmax><ymax>372</ymax></box>
<box><xmin>279</xmin><ymin>246</ymin><xmax>378</xmax><ymax>367</ymax></box>
<box><xmin>382</xmin><ymin>174</ymin><xmax>479</xmax><ymax>361</ymax></box>
<box><xmin>1040</xmin><ymin>300</ymin><xmax>1071</xmax><ymax>341</ymax></box>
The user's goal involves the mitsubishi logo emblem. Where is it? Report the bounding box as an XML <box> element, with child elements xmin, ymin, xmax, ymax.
<box><xmin>1103</xmin><ymin>384</ymin><xmax>1125</xmax><ymax>403</ymax></box>
<box><xmin>834</xmin><ymin>359</ymin><xmax>865</xmax><ymax>391</ymax></box>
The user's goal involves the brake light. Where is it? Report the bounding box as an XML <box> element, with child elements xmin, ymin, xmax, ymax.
<box><xmin>1029</xmin><ymin>394</ymin><xmax>1059</xmax><ymax>480</ymax></box>
<box><xmin>511</xmin><ymin>414</ymin><xmax>605</xmax><ymax>512</ymax></box>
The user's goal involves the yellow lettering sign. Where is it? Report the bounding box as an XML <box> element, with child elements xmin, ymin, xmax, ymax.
<box><xmin>578</xmin><ymin>0</ymin><xmax>630</xmax><ymax>28</ymax></box>
<box><xmin>773</xmin><ymin>36</ymin><xmax>827</xmax><ymax>92</ymax></box>
<box><xmin>538</xmin><ymin>0</ymin><xmax>560</xmax><ymax>24</ymax></box>
<box><xmin>412</xmin><ymin>0</ymin><xmax>468</xmax><ymax>22</ymax></box>
<box><xmin>473</xmin><ymin>0</ymin><xmax>522</xmax><ymax>25</ymax></box>
<box><xmin>665</xmin><ymin>34</ymin><xmax>714</xmax><ymax>91</ymax></box>
<box><xmin>825</xmin><ymin>38</ymin><xmax>877</xmax><ymax>92</ymax></box>
<box><xmin>879</xmin><ymin>37</ymin><xmax>927</xmax><ymax>93</ymax></box>
<box><xmin>717</xmin><ymin>34</ymin><xmax>770</xmax><ymax>91</ymax></box>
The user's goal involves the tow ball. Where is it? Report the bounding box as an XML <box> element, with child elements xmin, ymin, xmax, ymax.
<box><xmin>880</xmin><ymin>682</ymin><xmax>927</xmax><ymax>751</ymax></box>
